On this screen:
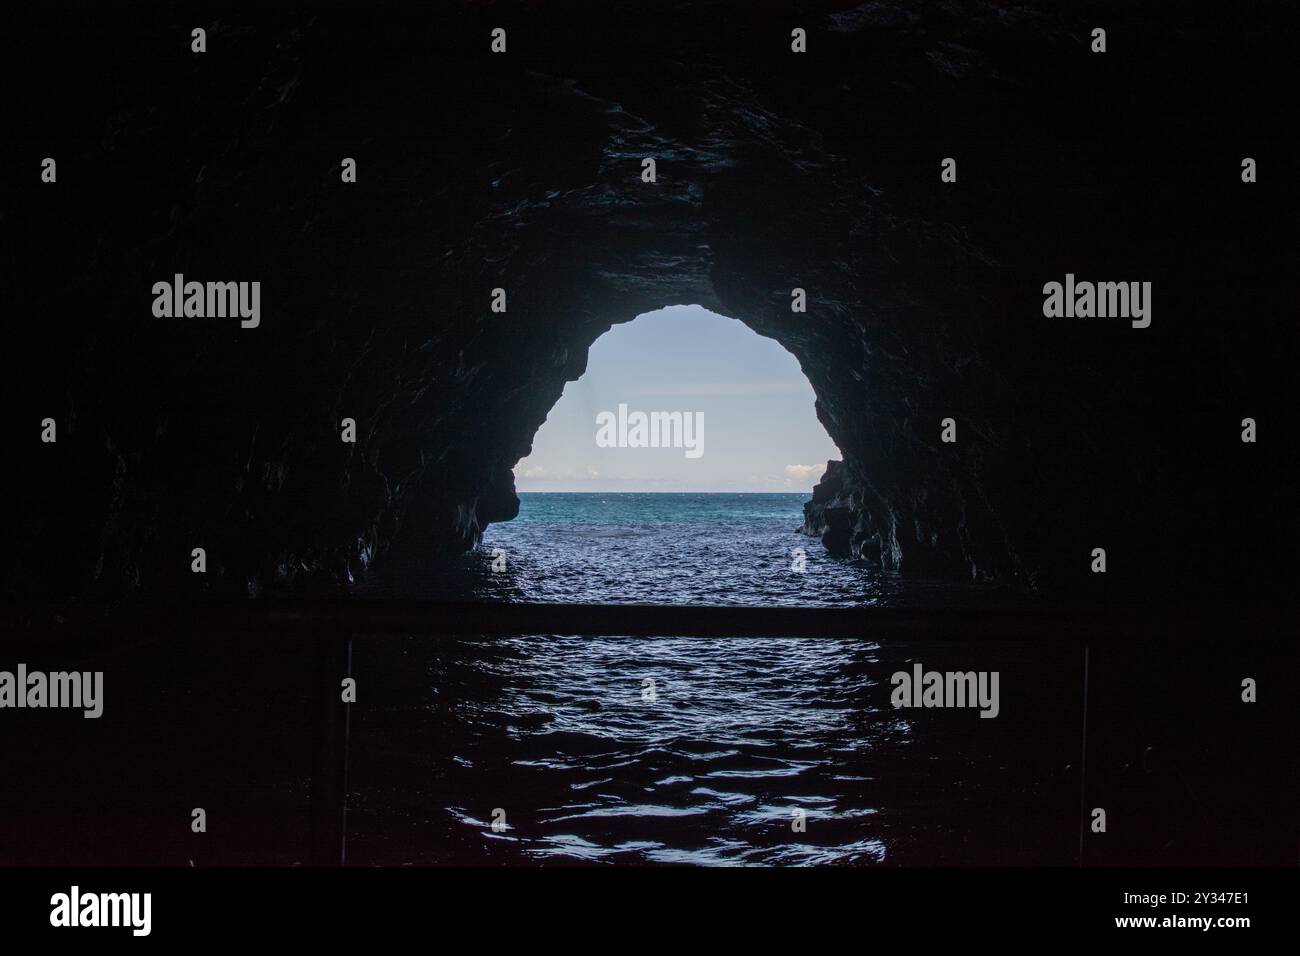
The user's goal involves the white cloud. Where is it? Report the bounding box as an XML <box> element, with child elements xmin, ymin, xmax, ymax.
<box><xmin>514</xmin><ymin>464</ymin><xmax>605</xmax><ymax>482</ymax></box>
<box><xmin>783</xmin><ymin>464</ymin><xmax>822</xmax><ymax>480</ymax></box>
<box><xmin>626</xmin><ymin>381</ymin><xmax>808</xmax><ymax>396</ymax></box>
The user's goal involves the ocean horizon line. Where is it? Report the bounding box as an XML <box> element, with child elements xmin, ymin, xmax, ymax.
<box><xmin>515</xmin><ymin>489</ymin><xmax>815</xmax><ymax>495</ymax></box>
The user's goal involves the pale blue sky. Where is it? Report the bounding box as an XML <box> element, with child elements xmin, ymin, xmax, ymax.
<box><xmin>514</xmin><ymin>305</ymin><xmax>841</xmax><ymax>492</ymax></box>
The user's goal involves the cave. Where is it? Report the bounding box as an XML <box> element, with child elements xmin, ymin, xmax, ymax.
<box><xmin>2</xmin><ymin>0</ymin><xmax>1296</xmax><ymax>891</ymax></box>
<box><xmin>8</xmin><ymin>1</ymin><xmax>1292</xmax><ymax>604</ymax></box>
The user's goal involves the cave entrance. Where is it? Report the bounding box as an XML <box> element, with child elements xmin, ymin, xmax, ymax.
<box><xmin>481</xmin><ymin>304</ymin><xmax>861</xmax><ymax>605</ymax></box>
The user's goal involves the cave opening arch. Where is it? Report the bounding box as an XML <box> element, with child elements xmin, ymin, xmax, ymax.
<box><xmin>512</xmin><ymin>303</ymin><xmax>840</xmax><ymax>495</ymax></box>
<box><xmin>464</xmin><ymin>303</ymin><xmax>886</xmax><ymax>605</ymax></box>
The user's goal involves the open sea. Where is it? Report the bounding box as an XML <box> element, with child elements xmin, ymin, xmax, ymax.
<box><xmin>373</xmin><ymin>492</ymin><xmax>1008</xmax><ymax>606</ymax></box>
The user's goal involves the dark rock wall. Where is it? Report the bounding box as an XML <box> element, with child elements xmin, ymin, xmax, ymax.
<box><xmin>7</xmin><ymin>1</ymin><xmax>1296</xmax><ymax>600</ymax></box>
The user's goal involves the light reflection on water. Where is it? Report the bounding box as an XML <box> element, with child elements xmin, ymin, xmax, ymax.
<box><xmin>349</xmin><ymin>632</ymin><xmax>1076</xmax><ymax>866</ymax></box>
<box><xmin>347</xmin><ymin>496</ymin><xmax>1054</xmax><ymax>865</ymax></box>
<box><xmin>354</xmin><ymin>635</ymin><xmax>915</xmax><ymax>865</ymax></box>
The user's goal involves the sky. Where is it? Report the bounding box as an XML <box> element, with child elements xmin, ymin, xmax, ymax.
<box><xmin>513</xmin><ymin>304</ymin><xmax>842</xmax><ymax>492</ymax></box>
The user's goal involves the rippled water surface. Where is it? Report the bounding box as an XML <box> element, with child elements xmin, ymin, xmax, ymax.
<box><xmin>348</xmin><ymin>634</ymin><xmax>1077</xmax><ymax>865</ymax></box>
<box><xmin>369</xmin><ymin>493</ymin><xmax>1013</xmax><ymax>606</ymax></box>
<box><xmin>347</xmin><ymin>495</ymin><xmax>1062</xmax><ymax>865</ymax></box>
<box><xmin>0</xmin><ymin>494</ymin><xmax>1278</xmax><ymax>868</ymax></box>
